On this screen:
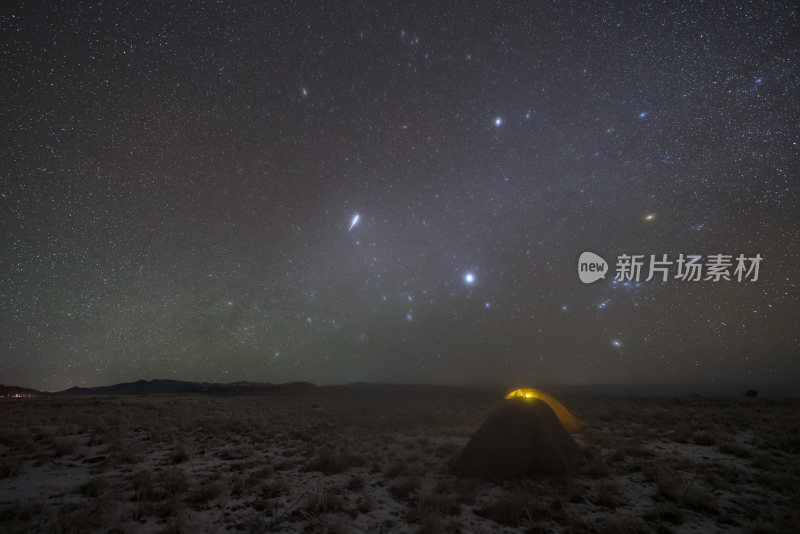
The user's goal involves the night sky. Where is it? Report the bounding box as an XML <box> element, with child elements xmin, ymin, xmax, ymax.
<box><xmin>2</xmin><ymin>1</ymin><xmax>799</xmax><ymax>392</ymax></box>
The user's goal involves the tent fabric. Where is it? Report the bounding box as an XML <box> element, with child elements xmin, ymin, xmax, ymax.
<box><xmin>450</xmin><ymin>398</ymin><xmax>581</xmax><ymax>479</ymax></box>
<box><xmin>504</xmin><ymin>388</ymin><xmax>581</xmax><ymax>433</ymax></box>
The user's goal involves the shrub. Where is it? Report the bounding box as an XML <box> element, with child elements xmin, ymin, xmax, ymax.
<box><xmin>0</xmin><ymin>454</ymin><xmax>23</xmax><ymax>479</ymax></box>
<box><xmin>53</xmin><ymin>436</ymin><xmax>79</xmax><ymax>456</ymax></box>
<box><xmin>305</xmin><ymin>449</ymin><xmax>360</xmax><ymax>474</ymax></box>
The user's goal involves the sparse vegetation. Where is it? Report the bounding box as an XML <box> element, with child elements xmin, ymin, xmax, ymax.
<box><xmin>0</xmin><ymin>392</ymin><xmax>797</xmax><ymax>532</ymax></box>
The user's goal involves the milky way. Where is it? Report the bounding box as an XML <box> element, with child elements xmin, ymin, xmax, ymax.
<box><xmin>2</xmin><ymin>2</ymin><xmax>798</xmax><ymax>391</ymax></box>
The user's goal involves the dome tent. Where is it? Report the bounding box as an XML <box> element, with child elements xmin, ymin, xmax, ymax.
<box><xmin>450</xmin><ymin>394</ymin><xmax>581</xmax><ymax>479</ymax></box>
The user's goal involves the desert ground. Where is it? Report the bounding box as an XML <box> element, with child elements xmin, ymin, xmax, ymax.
<box><xmin>0</xmin><ymin>387</ymin><xmax>798</xmax><ymax>533</ymax></box>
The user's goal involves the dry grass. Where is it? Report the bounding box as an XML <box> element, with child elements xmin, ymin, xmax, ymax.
<box><xmin>0</xmin><ymin>391</ymin><xmax>797</xmax><ymax>533</ymax></box>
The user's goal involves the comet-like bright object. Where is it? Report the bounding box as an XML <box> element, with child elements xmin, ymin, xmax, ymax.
<box><xmin>348</xmin><ymin>213</ymin><xmax>360</xmax><ymax>231</ymax></box>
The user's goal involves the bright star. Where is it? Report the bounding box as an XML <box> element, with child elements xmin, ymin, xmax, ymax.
<box><xmin>484</xmin><ymin>301</ymin><xmax>491</xmax><ymax>309</ymax></box>
<box><xmin>494</xmin><ymin>117</ymin><xmax>503</xmax><ymax>126</ymax></box>
<box><xmin>348</xmin><ymin>213</ymin><xmax>360</xmax><ymax>231</ymax></box>
<box><xmin>464</xmin><ymin>272</ymin><xmax>475</xmax><ymax>284</ymax></box>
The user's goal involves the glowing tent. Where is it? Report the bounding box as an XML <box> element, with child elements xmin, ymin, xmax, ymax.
<box><xmin>504</xmin><ymin>388</ymin><xmax>581</xmax><ymax>433</ymax></box>
<box><xmin>450</xmin><ymin>397</ymin><xmax>581</xmax><ymax>479</ymax></box>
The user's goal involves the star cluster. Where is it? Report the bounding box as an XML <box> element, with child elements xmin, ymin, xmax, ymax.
<box><xmin>1</xmin><ymin>1</ymin><xmax>798</xmax><ymax>391</ymax></box>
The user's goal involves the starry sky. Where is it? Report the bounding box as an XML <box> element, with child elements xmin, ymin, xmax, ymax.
<box><xmin>2</xmin><ymin>1</ymin><xmax>799</xmax><ymax>392</ymax></box>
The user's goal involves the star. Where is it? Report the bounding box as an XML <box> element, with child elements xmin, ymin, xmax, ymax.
<box><xmin>494</xmin><ymin>117</ymin><xmax>503</xmax><ymax>127</ymax></box>
<box><xmin>464</xmin><ymin>272</ymin><xmax>476</xmax><ymax>285</ymax></box>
